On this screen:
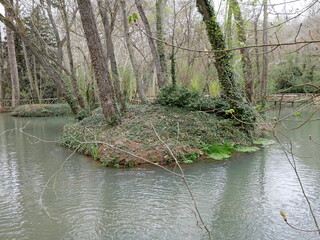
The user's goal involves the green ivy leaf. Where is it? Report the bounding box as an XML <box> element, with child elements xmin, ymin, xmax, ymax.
<box><xmin>132</xmin><ymin>12</ymin><xmax>138</xmax><ymax>20</ymax></box>
<box><xmin>225</xmin><ymin>108</ymin><xmax>235</xmax><ymax>115</ymax></box>
<box><xmin>292</xmin><ymin>111</ymin><xmax>301</xmax><ymax>117</ymax></box>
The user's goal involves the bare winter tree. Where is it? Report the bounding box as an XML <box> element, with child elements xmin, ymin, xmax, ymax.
<box><xmin>135</xmin><ymin>0</ymin><xmax>166</xmax><ymax>88</ymax></box>
<box><xmin>120</xmin><ymin>0</ymin><xmax>147</xmax><ymax>103</ymax></box>
<box><xmin>98</xmin><ymin>0</ymin><xmax>126</xmax><ymax>110</ymax></box>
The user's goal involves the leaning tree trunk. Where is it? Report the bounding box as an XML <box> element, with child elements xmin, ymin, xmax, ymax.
<box><xmin>120</xmin><ymin>0</ymin><xmax>147</xmax><ymax>103</ymax></box>
<box><xmin>98</xmin><ymin>0</ymin><xmax>126</xmax><ymax>111</ymax></box>
<box><xmin>135</xmin><ymin>0</ymin><xmax>166</xmax><ymax>88</ymax></box>
<box><xmin>0</xmin><ymin>1</ymin><xmax>80</xmax><ymax>114</ymax></box>
<box><xmin>22</xmin><ymin>41</ymin><xmax>40</xmax><ymax>101</ymax></box>
<box><xmin>46</xmin><ymin>0</ymin><xmax>64</xmax><ymax>101</ymax></box>
<box><xmin>196</xmin><ymin>0</ymin><xmax>255</xmax><ymax>130</ymax></box>
<box><xmin>20</xmin><ymin>35</ymin><xmax>79</xmax><ymax>114</ymax></box>
<box><xmin>77</xmin><ymin>0</ymin><xmax>119</xmax><ymax>123</ymax></box>
<box><xmin>229</xmin><ymin>0</ymin><xmax>253</xmax><ymax>102</ymax></box>
<box><xmin>5</xmin><ymin>2</ymin><xmax>20</xmax><ymax>107</ymax></box>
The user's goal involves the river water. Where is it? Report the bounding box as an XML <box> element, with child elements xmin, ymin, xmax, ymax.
<box><xmin>0</xmin><ymin>108</ymin><xmax>320</xmax><ymax>240</ymax></box>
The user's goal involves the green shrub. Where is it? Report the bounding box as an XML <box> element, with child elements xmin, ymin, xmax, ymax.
<box><xmin>76</xmin><ymin>108</ymin><xmax>90</xmax><ymax>120</ymax></box>
<box><xmin>156</xmin><ymin>84</ymin><xmax>229</xmax><ymax>112</ymax></box>
<box><xmin>156</xmin><ymin>84</ymin><xmax>200</xmax><ymax>108</ymax></box>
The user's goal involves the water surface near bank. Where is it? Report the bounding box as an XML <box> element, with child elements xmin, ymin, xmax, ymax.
<box><xmin>1</xmin><ymin>110</ymin><xmax>320</xmax><ymax>239</ymax></box>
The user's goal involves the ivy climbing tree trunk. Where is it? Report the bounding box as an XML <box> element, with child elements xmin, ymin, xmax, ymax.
<box><xmin>77</xmin><ymin>0</ymin><xmax>119</xmax><ymax>123</ymax></box>
<box><xmin>196</xmin><ymin>0</ymin><xmax>255</xmax><ymax>129</ymax></box>
<box><xmin>5</xmin><ymin>0</ymin><xmax>20</xmax><ymax>107</ymax></box>
<box><xmin>98</xmin><ymin>0</ymin><xmax>126</xmax><ymax>111</ymax></box>
<box><xmin>135</xmin><ymin>0</ymin><xmax>166</xmax><ymax>88</ymax></box>
<box><xmin>120</xmin><ymin>0</ymin><xmax>147</xmax><ymax>103</ymax></box>
<box><xmin>229</xmin><ymin>0</ymin><xmax>253</xmax><ymax>102</ymax></box>
<box><xmin>196</xmin><ymin>0</ymin><xmax>241</xmax><ymax>103</ymax></box>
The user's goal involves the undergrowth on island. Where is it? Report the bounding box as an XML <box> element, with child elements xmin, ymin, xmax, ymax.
<box><xmin>59</xmin><ymin>104</ymin><xmax>255</xmax><ymax>166</ymax></box>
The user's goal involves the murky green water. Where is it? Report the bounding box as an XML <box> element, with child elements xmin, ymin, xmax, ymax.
<box><xmin>1</xmin><ymin>108</ymin><xmax>320</xmax><ymax>240</ymax></box>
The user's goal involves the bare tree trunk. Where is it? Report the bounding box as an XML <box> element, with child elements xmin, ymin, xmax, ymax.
<box><xmin>135</xmin><ymin>0</ymin><xmax>165</xmax><ymax>88</ymax></box>
<box><xmin>120</xmin><ymin>0</ymin><xmax>147</xmax><ymax>103</ymax></box>
<box><xmin>98</xmin><ymin>0</ymin><xmax>126</xmax><ymax>111</ymax></box>
<box><xmin>46</xmin><ymin>0</ymin><xmax>64</xmax><ymax>100</ymax></box>
<box><xmin>22</xmin><ymin>41</ymin><xmax>40</xmax><ymax>101</ymax></box>
<box><xmin>77</xmin><ymin>0</ymin><xmax>119</xmax><ymax>123</ymax></box>
<box><xmin>61</xmin><ymin>0</ymin><xmax>85</xmax><ymax>108</ymax></box>
<box><xmin>261</xmin><ymin>0</ymin><xmax>268</xmax><ymax>103</ymax></box>
<box><xmin>5</xmin><ymin>2</ymin><xmax>20</xmax><ymax>107</ymax></box>
<box><xmin>46</xmin><ymin>0</ymin><xmax>63</xmax><ymax>70</ymax></box>
<box><xmin>32</xmin><ymin>55</ymin><xmax>41</xmax><ymax>102</ymax></box>
<box><xmin>156</xmin><ymin>0</ymin><xmax>167</xmax><ymax>82</ymax></box>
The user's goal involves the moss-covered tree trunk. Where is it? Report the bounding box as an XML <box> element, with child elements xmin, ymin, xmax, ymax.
<box><xmin>196</xmin><ymin>0</ymin><xmax>254</xmax><ymax>129</ymax></box>
<box><xmin>77</xmin><ymin>0</ymin><xmax>119</xmax><ymax>123</ymax></box>
<box><xmin>229</xmin><ymin>0</ymin><xmax>253</xmax><ymax>102</ymax></box>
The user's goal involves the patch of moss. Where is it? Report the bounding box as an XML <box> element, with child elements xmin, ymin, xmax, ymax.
<box><xmin>202</xmin><ymin>142</ymin><xmax>234</xmax><ymax>160</ymax></box>
<box><xmin>253</xmin><ymin>138</ymin><xmax>275</xmax><ymax>146</ymax></box>
<box><xmin>234</xmin><ymin>146</ymin><xmax>260</xmax><ymax>153</ymax></box>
